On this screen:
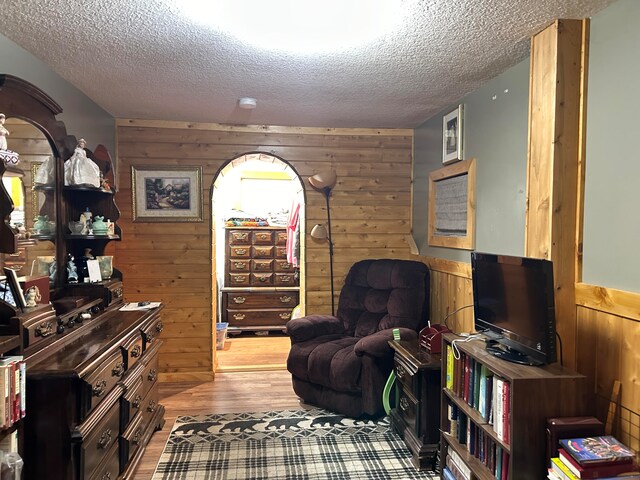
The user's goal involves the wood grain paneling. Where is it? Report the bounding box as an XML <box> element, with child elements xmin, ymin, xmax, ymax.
<box><xmin>115</xmin><ymin>122</ymin><xmax>413</xmax><ymax>380</ymax></box>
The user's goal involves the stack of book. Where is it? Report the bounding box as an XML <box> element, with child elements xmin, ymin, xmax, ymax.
<box><xmin>549</xmin><ymin>435</ymin><xmax>639</xmax><ymax>479</ymax></box>
<box><xmin>0</xmin><ymin>356</ymin><xmax>25</xmax><ymax>430</ymax></box>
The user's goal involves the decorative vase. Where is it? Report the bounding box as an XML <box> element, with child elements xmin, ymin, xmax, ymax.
<box><xmin>97</xmin><ymin>256</ymin><xmax>113</xmax><ymax>280</ymax></box>
<box><xmin>92</xmin><ymin>216</ymin><xmax>108</xmax><ymax>235</ymax></box>
<box><xmin>33</xmin><ymin>215</ymin><xmax>50</xmax><ymax>234</ymax></box>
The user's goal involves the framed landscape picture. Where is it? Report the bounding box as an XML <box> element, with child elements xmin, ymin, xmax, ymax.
<box><xmin>132</xmin><ymin>165</ymin><xmax>203</xmax><ymax>222</ymax></box>
<box><xmin>443</xmin><ymin>104</ymin><xmax>464</xmax><ymax>164</ymax></box>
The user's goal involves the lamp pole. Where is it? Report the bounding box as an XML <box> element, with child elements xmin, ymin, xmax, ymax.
<box><xmin>323</xmin><ymin>187</ymin><xmax>335</xmax><ymax>316</ymax></box>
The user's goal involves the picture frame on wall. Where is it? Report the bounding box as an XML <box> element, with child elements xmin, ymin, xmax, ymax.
<box><xmin>443</xmin><ymin>104</ymin><xmax>464</xmax><ymax>164</ymax></box>
<box><xmin>131</xmin><ymin>165</ymin><xmax>203</xmax><ymax>222</ymax></box>
<box><xmin>3</xmin><ymin>267</ymin><xmax>26</xmax><ymax>309</ymax></box>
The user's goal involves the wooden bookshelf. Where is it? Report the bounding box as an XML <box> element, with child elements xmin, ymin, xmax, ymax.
<box><xmin>439</xmin><ymin>333</ymin><xmax>591</xmax><ymax>480</ymax></box>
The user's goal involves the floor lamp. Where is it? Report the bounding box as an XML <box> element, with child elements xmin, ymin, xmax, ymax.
<box><xmin>309</xmin><ymin>170</ymin><xmax>337</xmax><ymax>316</ymax></box>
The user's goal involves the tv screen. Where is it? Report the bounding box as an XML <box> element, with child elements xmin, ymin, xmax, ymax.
<box><xmin>471</xmin><ymin>252</ymin><xmax>557</xmax><ymax>366</ymax></box>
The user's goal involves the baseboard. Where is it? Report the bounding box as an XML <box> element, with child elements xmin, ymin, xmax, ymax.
<box><xmin>158</xmin><ymin>371</ymin><xmax>215</xmax><ymax>383</ymax></box>
<box><xmin>216</xmin><ymin>363</ymin><xmax>287</xmax><ymax>373</ymax></box>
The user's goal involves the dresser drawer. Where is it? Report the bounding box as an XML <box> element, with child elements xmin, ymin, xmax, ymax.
<box><xmin>223</xmin><ymin>291</ymin><xmax>299</xmax><ymax>309</ymax></box>
<box><xmin>275</xmin><ymin>246</ymin><xmax>287</xmax><ymax>258</ymax></box>
<box><xmin>88</xmin><ymin>441</ymin><xmax>119</xmax><ymax>480</ymax></box>
<box><xmin>226</xmin><ymin>309</ymin><xmax>293</xmax><ymax>328</ymax></box>
<box><xmin>252</xmin><ymin>259</ymin><xmax>273</xmax><ymax>272</ymax></box>
<box><xmin>121</xmin><ymin>375</ymin><xmax>144</xmax><ymax>431</ymax></box>
<box><xmin>275</xmin><ymin>273</ymin><xmax>297</xmax><ymax>286</ymax></box>
<box><xmin>227</xmin><ymin>273</ymin><xmax>250</xmax><ymax>286</ymax></box>
<box><xmin>394</xmin><ymin>357</ymin><xmax>419</xmax><ymax>394</ymax></box>
<box><xmin>22</xmin><ymin>306</ymin><xmax>58</xmax><ymax>350</ymax></box>
<box><xmin>82</xmin><ymin>350</ymin><xmax>126</xmax><ymax>418</ymax></box>
<box><xmin>228</xmin><ymin>230</ymin><xmax>251</xmax><ymax>245</ymax></box>
<box><xmin>252</xmin><ymin>230</ymin><xmax>274</xmax><ymax>244</ymax></box>
<box><xmin>274</xmin><ymin>259</ymin><xmax>295</xmax><ymax>272</ymax></box>
<box><xmin>121</xmin><ymin>333</ymin><xmax>144</xmax><ymax>370</ymax></box>
<box><xmin>141</xmin><ymin>352</ymin><xmax>159</xmax><ymax>399</ymax></box>
<box><xmin>252</xmin><ymin>245</ymin><xmax>274</xmax><ymax>258</ymax></box>
<box><xmin>120</xmin><ymin>411</ymin><xmax>144</xmax><ymax>469</ymax></box>
<box><xmin>81</xmin><ymin>400</ymin><xmax>120</xmax><ymax>480</ymax></box>
<box><xmin>275</xmin><ymin>230</ymin><xmax>288</xmax><ymax>245</ymax></box>
<box><xmin>229</xmin><ymin>259</ymin><xmax>250</xmax><ymax>272</ymax></box>
<box><xmin>250</xmin><ymin>272</ymin><xmax>274</xmax><ymax>286</ymax></box>
<box><xmin>397</xmin><ymin>389</ymin><xmax>419</xmax><ymax>433</ymax></box>
<box><xmin>142</xmin><ymin>315</ymin><xmax>164</xmax><ymax>351</ymax></box>
<box><xmin>229</xmin><ymin>246</ymin><xmax>251</xmax><ymax>258</ymax></box>
<box><xmin>141</xmin><ymin>382</ymin><xmax>160</xmax><ymax>427</ymax></box>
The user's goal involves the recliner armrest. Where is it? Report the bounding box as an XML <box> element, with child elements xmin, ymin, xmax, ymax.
<box><xmin>354</xmin><ymin>328</ymin><xmax>418</xmax><ymax>357</ymax></box>
<box><xmin>286</xmin><ymin>315</ymin><xmax>345</xmax><ymax>343</ymax></box>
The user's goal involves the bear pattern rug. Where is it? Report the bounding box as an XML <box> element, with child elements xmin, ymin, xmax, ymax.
<box><xmin>152</xmin><ymin>408</ymin><xmax>438</xmax><ymax>479</ymax></box>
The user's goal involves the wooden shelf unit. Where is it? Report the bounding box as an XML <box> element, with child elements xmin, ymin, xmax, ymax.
<box><xmin>439</xmin><ymin>333</ymin><xmax>590</xmax><ymax>480</ymax></box>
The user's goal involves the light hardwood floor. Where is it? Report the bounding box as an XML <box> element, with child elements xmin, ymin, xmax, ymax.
<box><xmin>133</xmin><ymin>335</ymin><xmax>295</xmax><ymax>479</ymax></box>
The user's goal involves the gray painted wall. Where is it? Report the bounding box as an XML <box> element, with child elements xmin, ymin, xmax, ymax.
<box><xmin>582</xmin><ymin>0</ymin><xmax>640</xmax><ymax>293</ymax></box>
<box><xmin>412</xmin><ymin>59</ymin><xmax>530</xmax><ymax>263</ymax></box>
<box><xmin>0</xmin><ymin>33</ymin><xmax>115</xmax><ymax>155</ymax></box>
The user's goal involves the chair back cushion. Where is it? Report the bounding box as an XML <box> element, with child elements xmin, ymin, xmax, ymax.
<box><xmin>336</xmin><ymin>259</ymin><xmax>429</xmax><ymax>337</ymax></box>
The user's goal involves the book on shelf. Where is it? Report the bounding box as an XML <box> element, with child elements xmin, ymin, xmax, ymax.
<box><xmin>442</xmin><ymin>466</ymin><xmax>456</xmax><ymax>480</ymax></box>
<box><xmin>447</xmin><ymin>445</ymin><xmax>472</xmax><ymax>480</ymax></box>
<box><xmin>0</xmin><ymin>429</ymin><xmax>18</xmax><ymax>453</ymax></box>
<box><xmin>559</xmin><ymin>436</ymin><xmax>636</xmax><ymax>466</ymax></box>
<box><xmin>0</xmin><ymin>356</ymin><xmax>25</xmax><ymax>428</ymax></box>
<box><xmin>559</xmin><ymin>447</ymin><xmax>639</xmax><ymax>478</ymax></box>
<box><xmin>446</xmin><ymin>345</ymin><xmax>454</xmax><ymax>390</ymax></box>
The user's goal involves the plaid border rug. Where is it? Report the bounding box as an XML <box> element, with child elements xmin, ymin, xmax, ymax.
<box><xmin>152</xmin><ymin>408</ymin><xmax>438</xmax><ymax>479</ymax></box>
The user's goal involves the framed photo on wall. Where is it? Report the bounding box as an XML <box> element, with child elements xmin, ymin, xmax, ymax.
<box><xmin>443</xmin><ymin>104</ymin><xmax>464</xmax><ymax>164</ymax></box>
<box><xmin>131</xmin><ymin>165</ymin><xmax>203</xmax><ymax>222</ymax></box>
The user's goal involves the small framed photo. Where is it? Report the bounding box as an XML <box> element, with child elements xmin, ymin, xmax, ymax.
<box><xmin>3</xmin><ymin>267</ymin><xmax>26</xmax><ymax>309</ymax></box>
<box><xmin>443</xmin><ymin>104</ymin><xmax>464</xmax><ymax>164</ymax></box>
<box><xmin>131</xmin><ymin>165</ymin><xmax>203</xmax><ymax>222</ymax></box>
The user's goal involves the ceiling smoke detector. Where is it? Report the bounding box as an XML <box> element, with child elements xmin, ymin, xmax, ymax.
<box><xmin>238</xmin><ymin>97</ymin><xmax>257</xmax><ymax>109</ymax></box>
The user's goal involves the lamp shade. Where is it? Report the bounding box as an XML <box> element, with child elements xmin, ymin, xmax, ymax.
<box><xmin>309</xmin><ymin>170</ymin><xmax>337</xmax><ymax>190</ymax></box>
<box><xmin>310</xmin><ymin>223</ymin><xmax>328</xmax><ymax>240</ymax></box>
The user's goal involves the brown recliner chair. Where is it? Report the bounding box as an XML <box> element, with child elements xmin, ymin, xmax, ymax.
<box><xmin>286</xmin><ymin>259</ymin><xmax>430</xmax><ymax>418</ymax></box>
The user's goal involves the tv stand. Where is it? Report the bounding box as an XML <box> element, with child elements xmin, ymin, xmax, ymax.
<box><xmin>486</xmin><ymin>344</ymin><xmax>543</xmax><ymax>366</ymax></box>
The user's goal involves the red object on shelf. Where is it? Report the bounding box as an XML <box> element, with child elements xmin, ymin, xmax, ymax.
<box><xmin>419</xmin><ymin>323</ymin><xmax>452</xmax><ymax>354</ymax></box>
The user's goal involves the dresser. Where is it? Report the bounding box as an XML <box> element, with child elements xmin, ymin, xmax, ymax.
<box><xmin>22</xmin><ymin>303</ymin><xmax>165</xmax><ymax>480</ymax></box>
<box><xmin>389</xmin><ymin>340</ymin><xmax>441</xmax><ymax>470</ymax></box>
<box><xmin>222</xmin><ymin>227</ymin><xmax>299</xmax><ymax>332</ymax></box>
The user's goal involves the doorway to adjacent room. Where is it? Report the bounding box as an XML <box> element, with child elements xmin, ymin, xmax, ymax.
<box><xmin>210</xmin><ymin>153</ymin><xmax>305</xmax><ymax>372</ymax></box>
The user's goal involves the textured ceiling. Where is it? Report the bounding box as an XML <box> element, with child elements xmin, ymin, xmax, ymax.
<box><xmin>0</xmin><ymin>0</ymin><xmax>616</xmax><ymax>128</ymax></box>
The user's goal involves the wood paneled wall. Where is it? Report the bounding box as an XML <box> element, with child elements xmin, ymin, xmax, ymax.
<box><xmin>114</xmin><ymin>120</ymin><xmax>414</xmax><ymax>381</ymax></box>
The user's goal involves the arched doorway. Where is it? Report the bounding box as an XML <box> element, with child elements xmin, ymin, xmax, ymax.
<box><xmin>210</xmin><ymin>152</ymin><xmax>305</xmax><ymax>372</ymax></box>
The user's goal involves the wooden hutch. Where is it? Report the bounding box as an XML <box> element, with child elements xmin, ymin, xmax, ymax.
<box><xmin>0</xmin><ymin>75</ymin><xmax>164</xmax><ymax>479</ymax></box>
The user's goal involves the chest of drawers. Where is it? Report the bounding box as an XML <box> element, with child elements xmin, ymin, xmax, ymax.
<box><xmin>222</xmin><ymin>227</ymin><xmax>299</xmax><ymax>332</ymax></box>
<box><xmin>23</xmin><ymin>306</ymin><xmax>165</xmax><ymax>480</ymax></box>
<box><xmin>388</xmin><ymin>340</ymin><xmax>441</xmax><ymax>471</ymax></box>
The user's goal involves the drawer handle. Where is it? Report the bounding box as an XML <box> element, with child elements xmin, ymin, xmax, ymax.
<box><xmin>400</xmin><ymin>397</ymin><xmax>410</xmax><ymax>411</ymax></box>
<box><xmin>132</xmin><ymin>394</ymin><xmax>143</xmax><ymax>409</ymax></box>
<box><xmin>147</xmin><ymin>332</ymin><xmax>154</xmax><ymax>344</ymax></box>
<box><xmin>131</xmin><ymin>345</ymin><xmax>142</xmax><ymax>358</ymax></box>
<box><xmin>232</xmin><ymin>275</ymin><xmax>245</xmax><ymax>283</ymax></box>
<box><xmin>233</xmin><ymin>314</ymin><xmax>246</xmax><ymax>320</ymax></box>
<box><xmin>235</xmin><ymin>248</ymin><xmax>247</xmax><ymax>255</ymax></box>
<box><xmin>280</xmin><ymin>275</ymin><xmax>292</xmax><ymax>282</ymax></box>
<box><xmin>147</xmin><ymin>368</ymin><xmax>157</xmax><ymax>382</ymax></box>
<box><xmin>278</xmin><ymin>262</ymin><xmax>291</xmax><ymax>269</ymax></box>
<box><xmin>279</xmin><ymin>313</ymin><xmax>291</xmax><ymax>320</ymax></box>
<box><xmin>279</xmin><ymin>295</ymin><xmax>292</xmax><ymax>304</ymax></box>
<box><xmin>35</xmin><ymin>321</ymin><xmax>54</xmax><ymax>337</ymax></box>
<box><xmin>92</xmin><ymin>379</ymin><xmax>107</xmax><ymax>397</ymax></box>
<box><xmin>147</xmin><ymin>399</ymin><xmax>157</xmax><ymax>413</ymax></box>
<box><xmin>396</xmin><ymin>364</ymin><xmax>406</xmax><ymax>380</ymax></box>
<box><xmin>111</xmin><ymin>362</ymin><xmax>125</xmax><ymax>378</ymax></box>
<box><xmin>155</xmin><ymin>321</ymin><xmax>164</xmax><ymax>333</ymax></box>
<box><xmin>132</xmin><ymin>428</ymin><xmax>143</xmax><ymax>446</ymax></box>
<box><xmin>257</xmin><ymin>233</ymin><xmax>269</xmax><ymax>240</ymax></box>
<box><xmin>233</xmin><ymin>262</ymin><xmax>246</xmax><ymax>269</ymax></box>
<box><xmin>97</xmin><ymin>429</ymin><xmax>112</xmax><ymax>449</ymax></box>
<box><xmin>258</xmin><ymin>276</ymin><xmax>268</xmax><ymax>282</ymax></box>
<box><xmin>235</xmin><ymin>233</ymin><xmax>248</xmax><ymax>240</ymax></box>
<box><xmin>232</xmin><ymin>297</ymin><xmax>246</xmax><ymax>304</ymax></box>
<box><xmin>113</xmin><ymin>287</ymin><xmax>123</xmax><ymax>298</ymax></box>
<box><xmin>101</xmin><ymin>473</ymin><xmax>112</xmax><ymax>480</ymax></box>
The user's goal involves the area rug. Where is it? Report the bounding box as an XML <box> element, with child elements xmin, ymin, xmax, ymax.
<box><xmin>152</xmin><ymin>408</ymin><xmax>438</xmax><ymax>479</ymax></box>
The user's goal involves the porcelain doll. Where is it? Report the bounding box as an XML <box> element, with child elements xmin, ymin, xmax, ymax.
<box><xmin>63</xmin><ymin>138</ymin><xmax>101</xmax><ymax>187</ymax></box>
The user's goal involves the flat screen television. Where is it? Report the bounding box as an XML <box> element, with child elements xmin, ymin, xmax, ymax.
<box><xmin>471</xmin><ymin>252</ymin><xmax>557</xmax><ymax>366</ymax></box>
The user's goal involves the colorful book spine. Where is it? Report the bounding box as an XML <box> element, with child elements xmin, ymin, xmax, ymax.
<box><xmin>446</xmin><ymin>345</ymin><xmax>453</xmax><ymax>390</ymax></box>
<box><xmin>551</xmin><ymin>457</ymin><xmax>578</xmax><ymax>480</ymax></box>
